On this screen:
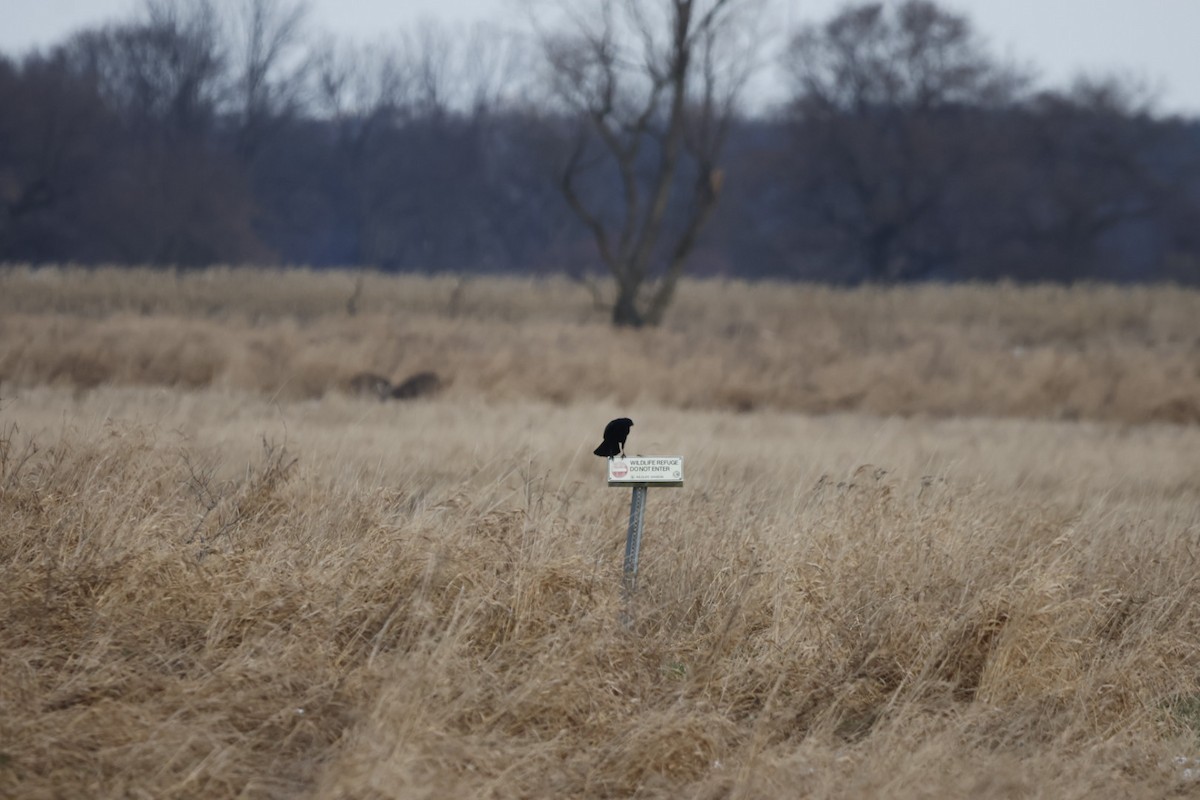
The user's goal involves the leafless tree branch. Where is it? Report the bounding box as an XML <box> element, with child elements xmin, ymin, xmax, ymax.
<box><xmin>543</xmin><ymin>0</ymin><xmax>756</xmax><ymax>326</ymax></box>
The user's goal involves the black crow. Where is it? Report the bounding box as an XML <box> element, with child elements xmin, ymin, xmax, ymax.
<box><xmin>594</xmin><ymin>417</ymin><xmax>633</xmax><ymax>458</ymax></box>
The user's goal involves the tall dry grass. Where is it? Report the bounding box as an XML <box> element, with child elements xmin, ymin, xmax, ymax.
<box><xmin>2</xmin><ymin>267</ymin><xmax>1200</xmax><ymax>798</ymax></box>
<box><xmin>2</xmin><ymin>385</ymin><xmax>1199</xmax><ymax>799</ymax></box>
<box><xmin>2</xmin><ymin>266</ymin><xmax>1199</xmax><ymax>423</ymax></box>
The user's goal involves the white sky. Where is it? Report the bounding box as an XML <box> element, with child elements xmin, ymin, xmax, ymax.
<box><xmin>3</xmin><ymin>0</ymin><xmax>1199</xmax><ymax>115</ymax></box>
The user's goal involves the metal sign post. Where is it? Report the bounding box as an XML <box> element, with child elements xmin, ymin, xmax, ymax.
<box><xmin>607</xmin><ymin>456</ymin><xmax>684</xmax><ymax>598</ymax></box>
<box><xmin>623</xmin><ymin>485</ymin><xmax>648</xmax><ymax>590</ymax></box>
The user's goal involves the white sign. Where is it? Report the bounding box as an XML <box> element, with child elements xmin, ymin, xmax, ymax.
<box><xmin>607</xmin><ymin>456</ymin><xmax>684</xmax><ymax>487</ymax></box>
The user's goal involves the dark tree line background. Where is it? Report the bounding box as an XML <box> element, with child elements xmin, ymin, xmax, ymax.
<box><xmin>2</xmin><ymin>0</ymin><xmax>1199</xmax><ymax>284</ymax></box>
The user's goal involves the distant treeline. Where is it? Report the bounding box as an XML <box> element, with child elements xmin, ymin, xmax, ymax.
<box><xmin>2</xmin><ymin>0</ymin><xmax>1199</xmax><ymax>283</ymax></box>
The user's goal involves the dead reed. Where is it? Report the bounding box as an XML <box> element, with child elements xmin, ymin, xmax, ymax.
<box><xmin>1</xmin><ymin>385</ymin><xmax>1199</xmax><ymax>798</ymax></box>
<box><xmin>2</xmin><ymin>266</ymin><xmax>1199</xmax><ymax>797</ymax></box>
<box><xmin>2</xmin><ymin>266</ymin><xmax>1200</xmax><ymax>424</ymax></box>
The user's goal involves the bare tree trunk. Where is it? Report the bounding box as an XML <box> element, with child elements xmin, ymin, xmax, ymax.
<box><xmin>544</xmin><ymin>0</ymin><xmax>750</xmax><ymax>327</ymax></box>
<box><xmin>612</xmin><ymin>275</ymin><xmax>644</xmax><ymax>327</ymax></box>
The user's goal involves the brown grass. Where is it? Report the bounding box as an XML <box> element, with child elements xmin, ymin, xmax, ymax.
<box><xmin>2</xmin><ymin>266</ymin><xmax>1199</xmax><ymax>423</ymax></box>
<box><xmin>2</xmin><ymin>267</ymin><xmax>1200</xmax><ymax>798</ymax></box>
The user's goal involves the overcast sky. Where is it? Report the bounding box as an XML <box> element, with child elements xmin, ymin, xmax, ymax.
<box><xmin>4</xmin><ymin>0</ymin><xmax>1199</xmax><ymax>115</ymax></box>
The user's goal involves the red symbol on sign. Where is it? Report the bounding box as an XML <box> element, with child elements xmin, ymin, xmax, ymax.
<box><xmin>611</xmin><ymin>461</ymin><xmax>629</xmax><ymax>479</ymax></box>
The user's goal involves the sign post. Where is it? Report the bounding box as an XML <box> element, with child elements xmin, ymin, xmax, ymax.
<box><xmin>607</xmin><ymin>456</ymin><xmax>684</xmax><ymax>599</ymax></box>
<box><xmin>623</xmin><ymin>485</ymin><xmax>648</xmax><ymax>588</ymax></box>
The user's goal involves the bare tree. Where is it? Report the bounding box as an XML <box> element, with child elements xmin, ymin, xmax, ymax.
<box><xmin>1007</xmin><ymin>76</ymin><xmax>1168</xmax><ymax>280</ymax></box>
<box><xmin>0</xmin><ymin>53</ymin><xmax>116</xmax><ymax>260</ymax></box>
<box><xmin>308</xmin><ymin>21</ymin><xmax>549</xmax><ymax>269</ymax></box>
<box><xmin>51</xmin><ymin>0</ymin><xmax>271</xmax><ymax>266</ymax></box>
<box><xmin>229</xmin><ymin>0</ymin><xmax>310</xmax><ymax>157</ymax></box>
<box><xmin>403</xmin><ymin>21</ymin><xmax>538</xmax><ymax>117</ymax></box>
<box><xmin>313</xmin><ymin>21</ymin><xmax>534</xmax><ymax>124</ymax></box>
<box><xmin>66</xmin><ymin>0</ymin><xmax>227</xmax><ymax>136</ymax></box>
<box><xmin>309</xmin><ymin>37</ymin><xmax>409</xmax><ymax>265</ymax></box>
<box><xmin>784</xmin><ymin>0</ymin><xmax>1024</xmax><ymax>281</ymax></box>
<box><xmin>542</xmin><ymin>0</ymin><xmax>756</xmax><ymax>327</ymax></box>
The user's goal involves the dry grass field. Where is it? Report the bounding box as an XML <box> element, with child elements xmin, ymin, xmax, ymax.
<box><xmin>2</xmin><ymin>266</ymin><xmax>1200</xmax><ymax>798</ymax></box>
<box><xmin>3</xmin><ymin>266</ymin><xmax>1200</xmax><ymax>422</ymax></box>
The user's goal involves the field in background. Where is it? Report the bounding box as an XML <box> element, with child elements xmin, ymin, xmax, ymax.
<box><xmin>3</xmin><ymin>266</ymin><xmax>1200</xmax><ymax>422</ymax></box>
<box><xmin>2</xmin><ymin>267</ymin><xmax>1200</xmax><ymax>798</ymax></box>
